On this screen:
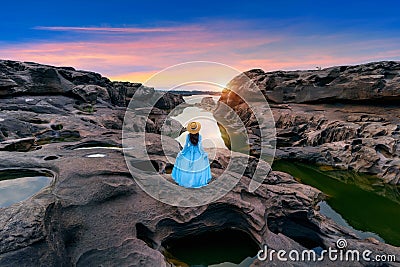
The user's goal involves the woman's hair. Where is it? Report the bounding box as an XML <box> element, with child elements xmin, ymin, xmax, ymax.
<box><xmin>189</xmin><ymin>133</ymin><xmax>199</xmax><ymax>145</ymax></box>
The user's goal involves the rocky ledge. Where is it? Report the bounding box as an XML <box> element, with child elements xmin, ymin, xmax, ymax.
<box><xmin>0</xmin><ymin>60</ymin><xmax>184</xmax><ymax>143</ymax></box>
<box><xmin>0</xmin><ymin>60</ymin><xmax>399</xmax><ymax>266</ymax></box>
<box><xmin>217</xmin><ymin>61</ymin><xmax>400</xmax><ymax>185</ymax></box>
<box><xmin>1</xmin><ymin>137</ymin><xmax>399</xmax><ymax>266</ymax></box>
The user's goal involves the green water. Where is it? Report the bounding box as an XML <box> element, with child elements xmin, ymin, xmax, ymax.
<box><xmin>164</xmin><ymin>229</ymin><xmax>258</xmax><ymax>267</ymax></box>
<box><xmin>272</xmin><ymin>160</ymin><xmax>400</xmax><ymax>246</ymax></box>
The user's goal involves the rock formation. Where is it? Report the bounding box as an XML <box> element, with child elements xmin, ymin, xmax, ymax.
<box><xmin>239</xmin><ymin>61</ymin><xmax>400</xmax><ymax>104</ymax></box>
<box><xmin>217</xmin><ymin>61</ymin><xmax>400</xmax><ymax>185</ymax></box>
<box><xmin>0</xmin><ymin>60</ymin><xmax>399</xmax><ymax>266</ymax></box>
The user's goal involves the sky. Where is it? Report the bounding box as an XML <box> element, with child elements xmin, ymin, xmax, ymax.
<box><xmin>1</xmin><ymin>0</ymin><xmax>399</xmax><ymax>85</ymax></box>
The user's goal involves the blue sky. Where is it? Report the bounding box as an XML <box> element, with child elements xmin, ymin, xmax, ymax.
<box><xmin>1</xmin><ymin>0</ymin><xmax>399</xmax><ymax>82</ymax></box>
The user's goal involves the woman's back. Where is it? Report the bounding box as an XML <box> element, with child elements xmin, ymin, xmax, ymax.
<box><xmin>180</xmin><ymin>134</ymin><xmax>205</xmax><ymax>164</ymax></box>
<box><xmin>172</xmin><ymin>122</ymin><xmax>212</xmax><ymax>188</ymax></box>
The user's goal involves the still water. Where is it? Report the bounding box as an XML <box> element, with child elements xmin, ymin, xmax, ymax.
<box><xmin>0</xmin><ymin>173</ymin><xmax>52</xmax><ymax>208</ymax></box>
<box><xmin>272</xmin><ymin>160</ymin><xmax>400</xmax><ymax>246</ymax></box>
<box><xmin>171</xmin><ymin>95</ymin><xmax>249</xmax><ymax>155</ymax></box>
<box><xmin>172</xmin><ymin>95</ymin><xmax>228</xmax><ymax>150</ymax></box>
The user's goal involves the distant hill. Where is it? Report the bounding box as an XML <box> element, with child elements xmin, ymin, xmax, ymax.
<box><xmin>157</xmin><ymin>90</ymin><xmax>221</xmax><ymax>96</ymax></box>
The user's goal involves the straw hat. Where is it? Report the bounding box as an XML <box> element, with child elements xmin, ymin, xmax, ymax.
<box><xmin>187</xmin><ymin>121</ymin><xmax>201</xmax><ymax>134</ymax></box>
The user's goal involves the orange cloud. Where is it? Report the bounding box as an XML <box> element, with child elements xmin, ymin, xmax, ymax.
<box><xmin>0</xmin><ymin>23</ymin><xmax>399</xmax><ymax>86</ymax></box>
<box><xmin>0</xmin><ymin>24</ymin><xmax>280</xmax><ymax>80</ymax></box>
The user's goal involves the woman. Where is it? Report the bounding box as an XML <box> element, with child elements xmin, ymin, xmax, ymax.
<box><xmin>172</xmin><ymin>121</ymin><xmax>212</xmax><ymax>188</ymax></box>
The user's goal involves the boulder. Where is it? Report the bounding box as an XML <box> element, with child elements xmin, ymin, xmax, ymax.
<box><xmin>72</xmin><ymin>85</ymin><xmax>110</xmax><ymax>103</ymax></box>
<box><xmin>200</xmin><ymin>96</ymin><xmax>215</xmax><ymax>106</ymax></box>
<box><xmin>217</xmin><ymin>61</ymin><xmax>400</xmax><ymax>185</ymax></box>
<box><xmin>229</xmin><ymin>61</ymin><xmax>400</xmax><ymax>104</ymax></box>
<box><xmin>0</xmin><ymin>137</ymin><xmax>36</xmax><ymax>152</ymax></box>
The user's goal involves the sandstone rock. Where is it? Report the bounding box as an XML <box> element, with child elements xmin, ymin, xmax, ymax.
<box><xmin>155</xmin><ymin>92</ymin><xmax>185</xmax><ymax>110</ymax></box>
<box><xmin>0</xmin><ymin>137</ymin><xmax>36</xmax><ymax>152</ymax></box>
<box><xmin>0</xmin><ymin>59</ymin><xmax>399</xmax><ymax>266</ymax></box>
<box><xmin>1</xmin><ymin>140</ymin><xmax>397</xmax><ymax>266</ymax></box>
<box><xmin>201</xmin><ymin>96</ymin><xmax>215</xmax><ymax>106</ymax></box>
<box><xmin>109</xmin><ymin>81</ymin><xmax>142</xmax><ymax>106</ymax></box>
<box><xmin>72</xmin><ymin>85</ymin><xmax>110</xmax><ymax>103</ymax></box>
<box><xmin>235</xmin><ymin>61</ymin><xmax>400</xmax><ymax>104</ymax></box>
<box><xmin>0</xmin><ymin>115</ymin><xmax>43</xmax><ymax>141</ymax></box>
<box><xmin>0</xmin><ymin>60</ymin><xmax>183</xmax><ymax>111</ymax></box>
<box><xmin>218</xmin><ymin>62</ymin><xmax>400</xmax><ymax>185</ymax></box>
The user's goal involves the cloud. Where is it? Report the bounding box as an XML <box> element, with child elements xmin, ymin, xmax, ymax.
<box><xmin>1</xmin><ymin>21</ymin><xmax>399</xmax><ymax>85</ymax></box>
<box><xmin>34</xmin><ymin>26</ymin><xmax>202</xmax><ymax>33</ymax></box>
<box><xmin>0</xmin><ymin>22</ymin><xmax>280</xmax><ymax>79</ymax></box>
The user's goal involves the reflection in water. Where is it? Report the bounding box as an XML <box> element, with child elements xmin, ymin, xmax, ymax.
<box><xmin>172</xmin><ymin>95</ymin><xmax>228</xmax><ymax>150</ymax></box>
<box><xmin>273</xmin><ymin>160</ymin><xmax>400</xmax><ymax>246</ymax></box>
<box><xmin>183</xmin><ymin>95</ymin><xmax>220</xmax><ymax>105</ymax></box>
<box><xmin>86</xmin><ymin>153</ymin><xmax>107</xmax><ymax>158</ymax></box>
<box><xmin>210</xmin><ymin>257</ymin><xmax>255</xmax><ymax>267</ymax></box>
<box><xmin>75</xmin><ymin>146</ymin><xmax>122</xmax><ymax>151</ymax></box>
<box><xmin>0</xmin><ymin>176</ymin><xmax>52</xmax><ymax>208</ymax></box>
<box><xmin>318</xmin><ymin>201</ymin><xmax>384</xmax><ymax>242</ymax></box>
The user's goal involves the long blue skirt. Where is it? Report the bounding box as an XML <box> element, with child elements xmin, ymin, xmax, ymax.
<box><xmin>172</xmin><ymin>141</ymin><xmax>212</xmax><ymax>188</ymax></box>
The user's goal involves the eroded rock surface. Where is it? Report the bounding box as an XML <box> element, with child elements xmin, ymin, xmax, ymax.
<box><xmin>0</xmin><ymin>60</ymin><xmax>399</xmax><ymax>266</ymax></box>
<box><xmin>0</xmin><ymin>60</ymin><xmax>183</xmax><ymax>108</ymax></box>
<box><xmin>217</xmin><ymin>61</ymin><xmax>400</xmax><ymax>185</ymax></box>
<box><xmin>235</xmin><ymin>61</ymin><xmax>400</xmax><ymax>104</ymax></box>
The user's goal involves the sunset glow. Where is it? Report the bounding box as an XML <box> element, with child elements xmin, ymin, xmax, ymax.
<box><xmin>1</xmin><ymin>1</ymin><xmax>399</xmax><ymax>86</ymax></box>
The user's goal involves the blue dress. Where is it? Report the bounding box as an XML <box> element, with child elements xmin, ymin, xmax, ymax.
<box><xmin>172</xmin><ymin>134</ymin><xmax>212</xmax><ymax>188</ymax></box>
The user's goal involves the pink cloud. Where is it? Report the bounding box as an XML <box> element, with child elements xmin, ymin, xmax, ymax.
<box><xmin>0</xmin><ymin>23</ymin><xmax>398</xmax><ymax>84</ymax></box>
<box><xmin>0</xmin><ymin>24</ymin><xmax>280</xmax><ymax>79</ymax></box>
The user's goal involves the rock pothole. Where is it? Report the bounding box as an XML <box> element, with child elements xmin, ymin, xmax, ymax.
<box><xmin>43</xmin><ymin>155</ymin><xmax>59</xmax><ymax>161</ymax></box>
<box><xmin>162</xmin><ymin>228</ymin><xmax>259</xmax><ymax>266</ymax></box>
<box><xmin>136</xmin><ymin>204</ymin><xmax>261</xmax><ymax>266</ymax></box>
<box><xmin>267</xmin><ymin>211</ymin><xmax>325</xmax><ymax>249</ymax></box>
<box><xmin>0</xmin><ymin>169</ymin><xmax>53</xmax><ymax>208</ymax></box>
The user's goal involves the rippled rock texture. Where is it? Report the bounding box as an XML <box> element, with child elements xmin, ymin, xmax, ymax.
<box><xmin>217</xmin><ymin>61</ymin><xmax>400</xmax><ymax>185</ymax></box>
<box><xmin>2</xmin><ymin>141</ymin><xmax>399</xmax><ymax>266</ymax></box>
<box><xmin>0</xmin><ymin>60</ymin><xmax>399</xmax><ymax>266</ymax></box>
<box><xmin>239</xmin><ymin>61</ymin><xmax>400</xmax><ymax>104</ymax></box>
